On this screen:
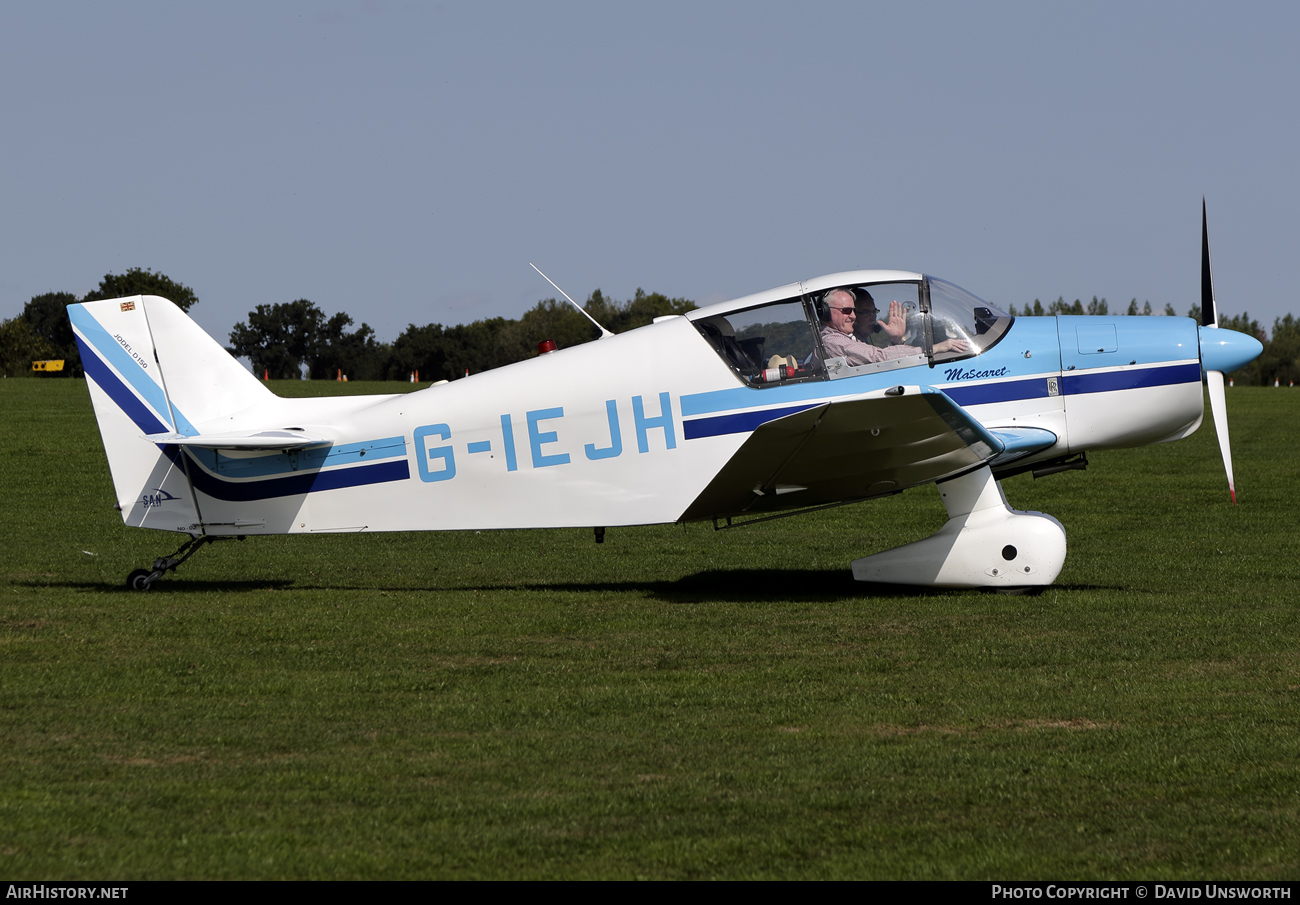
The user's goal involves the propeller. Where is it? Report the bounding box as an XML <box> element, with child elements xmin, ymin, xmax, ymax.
<box><xmin>1200</xmin><ymin>198</ymin><xmax>1236</xmax><ymax>504</ymax></box>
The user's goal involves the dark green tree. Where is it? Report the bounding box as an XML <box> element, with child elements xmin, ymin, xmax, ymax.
<box><xmin>497</xmin><ymin>299</ymin><xmax>602</xmax><ymax>363</ymax></box>
<box><xmin>228</xmin><ymin>299</ymin><xmax>325</xmax><ymax>379</ymax></box>
<box><xmin>441</xmin><ymin>318</ymin><xmax>514</xmax><ymax>377</ymax></box>
<box><xmin>22</xmin><ymin>292</ymin><xmax>78</xmax><ymax>348</ymax></box>
<box><xmin>387</xmin><ymin>322</ymin><xmax>449</xmax><ymax>381</ymax></box>
<box><xmin>391</xmin><ymin>288</ymin><xmax>699</xmax><ymax>380</ymax></box>
<box><xmin>1260</xmin><ymin>314</ymin><xmax>1300</xmax><ymax>386</ymax></box>
<box><xmin>20</xmin><ymin>292</ymin><xmax>81</xmax><ymax>375</ymax></box>
<box><xmin>0</xmin><ymin>316</ymin><xmax>59</xmax><ymax>377</ymax></box>
<box><xmin>388</xmin><ymin>318</ymin><xmax>516</xmax><ymax>383</ymax></box>
<box><xmin>83</xmin><ymin>268</ymin><xmax>199</xmax><ymax>312</ymax></box>
<box><xmin>589</xmin><ymin>288</ymin><xmax>696</xmax><ymax>333</ymax></box>
<box><xmin>305</xmin><ymin>312</ymin><xmax>388</xmax><ymax>380</ymax></box>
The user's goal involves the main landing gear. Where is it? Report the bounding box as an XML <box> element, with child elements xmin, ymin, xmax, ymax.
<box><xmin>850</xmin><ymin>465</ymin><xmax>1067</xmax><ymax>590</ymax></box>
<box><xmin>125</xmin><ymin>534</ymin><xmax>237</xmax><ymax>591</ymax></box>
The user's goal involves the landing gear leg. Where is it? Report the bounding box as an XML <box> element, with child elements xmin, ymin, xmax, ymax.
<box><xmin>850</xmin><ymin>465</ymin><xmax>1067</xmax><ymax>590</ymax></box>
<box><xmin>124</xmin><ymin>534</ymin><xmax>229</xmax><ymax>591</ymax></box>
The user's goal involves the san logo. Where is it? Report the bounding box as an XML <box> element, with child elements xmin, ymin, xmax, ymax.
<box><xmin>140</xmin><ymin>488</ymin><xmax>179</xmax><ymax>510</ymax></box>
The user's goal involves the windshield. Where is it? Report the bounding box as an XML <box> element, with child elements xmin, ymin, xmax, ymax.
<box><xmin>926</xmin><ymin>276</ymin><xmax>1013</xmax><ymax>363</ymax></box>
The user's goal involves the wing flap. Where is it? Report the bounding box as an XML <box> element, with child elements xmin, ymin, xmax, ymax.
<box><xmin>680</xmin><ymin>386</ymin><xmax>1003</xmax><ymax>521</ymax></box>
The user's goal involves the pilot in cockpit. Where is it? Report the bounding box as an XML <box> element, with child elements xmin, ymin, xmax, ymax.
<box><xmin>819</xmin><ymin>287</ymin><xmax>968</xmax><ymax>365</ymax></box>
<box><xmin>852</xmin><ymin>290</ymin><xmax>896</xmax><ymax>349</ymax></box>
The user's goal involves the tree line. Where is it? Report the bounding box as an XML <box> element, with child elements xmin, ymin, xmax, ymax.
<box><xmin>2</xmin><ymin>272</ymin><xmax>1295</xmax><ymax>386</ymax></box>
<box><xmin>226</xmin><ymin>288</ymin><xmax>698</xmax><ymax>380</ymax></box>
<box><xmin>0</xmin><ymin>267</ymin><xmax>697</xmax><ymax>381</ymax></box>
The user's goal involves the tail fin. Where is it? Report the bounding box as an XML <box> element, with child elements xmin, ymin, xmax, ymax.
<box><xmin>69</xmin><ymin>295</ymin><xmax>272</xmax><ymax>532</ymax></box>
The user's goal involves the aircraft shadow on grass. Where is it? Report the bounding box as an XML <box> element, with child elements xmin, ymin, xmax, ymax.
<box><xmin>39</xmin><ymin>570</ymin><xmax>1128</xmax><ymax>601</ymax></box>
<box><xmin>426</xmin><ymin>571</ymin><xmax>1132</xmax><ymax>601</ymax></box>
<box><xmin>20</xmin><ymin>578</ymin><xmax>298</xmax><ymax>594</ymax></box>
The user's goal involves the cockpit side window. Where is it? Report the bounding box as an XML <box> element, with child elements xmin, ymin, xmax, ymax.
<box><xmin>812</xmin><ymin>282</ymin><xmax>930</xmax><ymax>379</ymax></box>
<box><xmin>694</xmin><ymin>298</ymin><xmax>826</xmax><ymax>387</ymax></box>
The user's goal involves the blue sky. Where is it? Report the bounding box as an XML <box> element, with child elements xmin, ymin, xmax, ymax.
<box><xmin>3</xmin><ymin>1</ymin><xmax>1297</xmax><ymax>343</ymax></box>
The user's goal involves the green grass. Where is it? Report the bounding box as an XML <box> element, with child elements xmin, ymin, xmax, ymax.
<box><xmin>2</xmin><ymin>378</ymin><xmax>1298</xmax><ymax>879</ymax></box>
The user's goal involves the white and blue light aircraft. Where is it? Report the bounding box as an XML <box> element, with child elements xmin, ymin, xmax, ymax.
<box><xmin>71</xmin><ymin>208</ymin><xmax>1261</xmax><ymax>591</ymax></box>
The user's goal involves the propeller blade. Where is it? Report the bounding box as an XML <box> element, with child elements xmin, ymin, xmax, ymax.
<box><xmin>1205</xmin><ymin>369</ymin><xmax>1236</xmax><ymax>504</ymax></box>
<box><xmin>1202</xmin><ymin>200</ymin><xmax>1235</xmax><ymax>503</ymax></box>
<box><xmin>1201</xmin><ymin>198</ymin><xmax>1218</xmax><ymax>328</ymax></box>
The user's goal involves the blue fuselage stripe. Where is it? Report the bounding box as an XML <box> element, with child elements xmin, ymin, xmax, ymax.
<box><xmin>681</xmin><ymin>383</ymin><xmax>838</xmax><ymax>417</ymax></box>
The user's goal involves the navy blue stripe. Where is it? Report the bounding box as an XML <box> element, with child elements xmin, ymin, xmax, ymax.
<box><xmin>1062</xmin><ymin>362</ymin><xmax>1201</xmax><ymax>395</ymax></box>
<box><xmin>683</xmin><ymin>403</ymin><xmax>820</xmax><ymax>440</ymax></box>
<box><xmin>942</xmin><ymin>364</ymin><xmax>1200</xmax><ymax>405</ymax></box>
<box><xmin>943</xmin><ymin>377</ymin><xmax>1051</xmax><ymax>406</ymax></box>
<box><xmin>77</xmin><ymin>337</ymin><xmax>170</xmax><ymax>434</ymax></box>
<box><xmin>187</xmin><ymin>457</ymin><xmax>411</xmax><ymax>501</ymax></box>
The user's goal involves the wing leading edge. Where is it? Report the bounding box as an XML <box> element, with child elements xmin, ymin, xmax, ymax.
<box><xmin>679</xmin><ymin>386</ymin><xmax>1056</xmax><ymax>521</ymax></box>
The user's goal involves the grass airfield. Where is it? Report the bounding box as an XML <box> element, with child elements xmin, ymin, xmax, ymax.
<box><xmin>1</xmin><ymin>378</ymin><xmax>1297</xmax><ymax>880</ymax></box>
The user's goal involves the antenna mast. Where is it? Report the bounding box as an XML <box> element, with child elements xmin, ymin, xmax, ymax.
<box><xmin>529</xmin><ymin>263</ymin><xmax>614</xmax><ymax>339</ymax></box>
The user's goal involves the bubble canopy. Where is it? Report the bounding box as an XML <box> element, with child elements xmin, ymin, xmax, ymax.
<box><xmin>688</xmin><ymin>272</ymin><xmax>1013</xmax><ymax>386</ymax></box>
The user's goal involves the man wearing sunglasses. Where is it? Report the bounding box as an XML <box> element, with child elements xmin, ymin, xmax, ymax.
<box><xmin>818</xmin><ymin>287</ymin><xmax>968</xmax><ymax>365</ymax></box>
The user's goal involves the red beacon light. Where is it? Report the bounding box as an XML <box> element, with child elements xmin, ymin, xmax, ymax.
<box><xmin>537</xmin><ymin>339</ymin><xmax>558</xmax><ymax>355</ymax></box>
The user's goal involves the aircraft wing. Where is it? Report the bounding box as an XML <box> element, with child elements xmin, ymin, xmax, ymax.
<box><xmin>143</xmin><ymin>428</ymin><xmax>333</xmax><ymax>450</ymax></box>
<box><xmin>680</xmin><ymin>386</ymin><xmax>1051</xmax><ymax>521</ymax></box>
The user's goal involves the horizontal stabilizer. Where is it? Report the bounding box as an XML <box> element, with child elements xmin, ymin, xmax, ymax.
<box><xmin>144</xmin><ymin>428</ymin><xmax>332</xmax><ymax>450</ymax></box>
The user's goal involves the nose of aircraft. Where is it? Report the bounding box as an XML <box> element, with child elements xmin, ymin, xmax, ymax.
<box><xmin>1198</xmin><ymin>325</ymin><xmax>1263</xmax><ymax>374</ymax></box>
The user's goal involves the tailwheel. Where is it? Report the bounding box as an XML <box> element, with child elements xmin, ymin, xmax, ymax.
<box><xmin>123</xmin><ymin>534</ymin><xmax>230</xmax><ymax>592</ymax></box>
<box><xmin>126</xmin><ymin>569</ymin><xmax>156</xmax><ymax>592</ymax></box>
